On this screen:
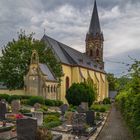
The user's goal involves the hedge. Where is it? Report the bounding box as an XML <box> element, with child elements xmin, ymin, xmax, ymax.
<box><xmin>0</xmin><ymin>94</ymin><xmax>63</xmax><ymax>107</ymax></box>
<box><xmin>116</xmin><ymin>91</ymin><xmax>140</xmax><ymax>139</ymax></box>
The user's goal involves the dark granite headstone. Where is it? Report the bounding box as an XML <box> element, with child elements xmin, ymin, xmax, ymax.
<box><xmin>0</xmin><ymin>101</ymin><xmax>7</xmax><ymax>120</ymax></box>
<box><xmin>60</xmin><ymin>104</ymin><xmax>68</xmax><ymax>115</ymax></box>
<box><xmin>16</xmin><ymin>118</ymin><xmax>37</xmax><ymax>140</ymax></box>
<box><xmin>86</xmin><ymin>110</ymin><xmax>95</xmax><ymax>126</ymax></box>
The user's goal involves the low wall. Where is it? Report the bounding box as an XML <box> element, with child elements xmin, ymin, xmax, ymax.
<box><xmin>0</xmin><ymin>90</ymin><xmax>25</xmax><ymax>95</ymax></box>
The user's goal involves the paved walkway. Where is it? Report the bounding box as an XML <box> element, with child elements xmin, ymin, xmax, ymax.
<box><xmin>96</xmin><ymin>104</ymin><xmax>134</xmax><ymax>140</ymax></box>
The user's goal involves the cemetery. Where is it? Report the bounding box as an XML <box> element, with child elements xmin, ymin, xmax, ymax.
<box><xmin>0</xmin><ymin>94</ymin><xmax>111</xmax><ymax>140</ymax></box>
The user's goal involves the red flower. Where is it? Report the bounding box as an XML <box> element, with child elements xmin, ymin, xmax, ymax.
<box><xmin>15</xmin><ymin>114</ymin><xmax>24</xmax><ymax>119</ymax></box>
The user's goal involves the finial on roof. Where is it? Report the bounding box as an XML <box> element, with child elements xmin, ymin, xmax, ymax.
<box><xmin>88</xmin><ymin>0</ymin><xmax>101</xmax><ymax>35</ymax></box>
<box><xmin>44</xmin><ymin>28</ymin><xmax>46</xmax><ymax>35</ymax></box>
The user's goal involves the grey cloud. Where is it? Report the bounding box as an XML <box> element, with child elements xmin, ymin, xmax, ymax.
<box><xmin>0</xmin><ymin>0</ymin><xmax>140</xmax><ymax>76</ymax></box>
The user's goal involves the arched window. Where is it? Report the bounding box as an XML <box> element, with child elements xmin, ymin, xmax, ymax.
<box><xmin>48</xmin><ymin>86</ymin><xmax>50</xmax><ymax>93</ymax></box>
<box><xmin>66</xmin><ymin>76</ymin><xmax>70</xmax><ymax>91</ymax></box>
<box><xmin>90</xmin><ymin>50</ymin><xmax>93</xmax><ymax>57</ymax></box>
<box><xmin>96</xmin><ymin>49</ymin><xmax>99</xmax><ymax>57</ymax></box>
<box><xmin>51</xmin><ymin>86</ymin><xmax>53</xmax><ymax>93</ymax></box>
<box><xmin>54</xmin><ymin>86</ymin><xmax>56</xmax><ymax>92</ymax></box>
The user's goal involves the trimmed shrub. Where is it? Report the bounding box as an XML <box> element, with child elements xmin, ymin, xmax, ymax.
<box><xmin>27</xmin><ymin>96</ymin><xmax>45</xmax><ymax>106</ymax></box>
<box><xmin>46</xmin><ymin>112</ymin><xmax>60</xmax><ymax>118</ymax></box>
<box><xmin>20</xmin><ymin>95</ymin><xmax>32</xmax><ymax>99</ymax></box>
<box><xmin>66</xmin><ymin>82</ymin><xmax>96</xmax><ymax>107</ymax></box>
<box><xmin>103</xmin><ymin>97</ymin><xmax>111</xmax><ymax>104</ymax></box>
<box><xmin>43</xmin><ymin>121</ymin><xmax>62</xmax><ymax>129</ymax></box>
<box><xmin>20</xmin><ymin>99</ymin><xmax>28</xmax><ymax>105</ymax></box>
<box><xmin>8</xmin><ymin>95</ymin><xmax>21</xmax><ymax>103</ymax></box>
<box><xmin>0</xmin><ymin>94</ymin><xmax>10</xmax><ymax>101</ymax></box>
<box><xmin>19</xmin><ymin>109</ymin><xmax>31</xmax><ymax>114</ymax></box>
<box><xmin>100</xmin><ymin>107</ymin><xmax>106</xmax><ymax>112</ymax></box>
<box><xmin>45</xmin><ymin>99</ymin><xmax>55</xmax><ymax>106</ymax></box>
<box><xmin>44</xmin><ymin>115</ymin><xmax>59</xmax><ymax>124</ymax></box>
<box><xmin>45</xmin><ymin>99</ymin><xmax>63</xmax><ymax>106</ymax></box>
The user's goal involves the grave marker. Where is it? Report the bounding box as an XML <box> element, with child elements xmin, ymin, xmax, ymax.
<box><xmin>0</xmin><ymin>101</ymin><xmax>7</xmax><ymax>120</ymax></box>
<box><xmin>16</xmin><ymin>118</ymin><xmax>37</xmax><ymax>140</ymax></box>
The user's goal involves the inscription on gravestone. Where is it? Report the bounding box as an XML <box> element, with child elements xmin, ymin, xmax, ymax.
<box><xmin>81</xmin><ymin>102</ymin><xmax>89</xmax><ymax>111</ymax></box>
<box><xmin>11</xmin><ymin>100</ymin><xmax>21</xmax><ymax>113</ymax></box>
<box><xmin>72</xmin><ymin>113</ymin><xmax>86</xmax><ymax>134</ymax></box>
<box><xmin>16</xmin><ymin>118</ymin><xmax>37</xmax><ymax>140</ymax></box>
<box><xmin>32</xmin><ymin>112</ymin><xmax>43</xmax><ymax>126</ymax></box>
<box><xmin>0</xmin><ymin>101</ymin><xmax>7</xmax><ymax>120</ymax></box>
<box><xmin>86</xmin><ymin>110</ymin><xmax>95</xmax><ymax>126</ymax></box>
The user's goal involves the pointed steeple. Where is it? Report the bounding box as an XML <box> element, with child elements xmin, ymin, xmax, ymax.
<box><xmin>89</xmin><ymin>0</ymin><xmax>101</xmax><ymax>35</ymax></box>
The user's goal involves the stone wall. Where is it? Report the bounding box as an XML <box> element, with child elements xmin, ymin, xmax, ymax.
<box><xmin>0</xmin><ymin>90</ymin><xmax>25</xmax><ymax>95</ymax></box>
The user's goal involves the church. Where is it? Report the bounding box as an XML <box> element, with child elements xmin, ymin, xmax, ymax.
<box><xmin>24</xmin><ymin>1</ymin><xmax>109</xmax><ymax>103</ymax></box>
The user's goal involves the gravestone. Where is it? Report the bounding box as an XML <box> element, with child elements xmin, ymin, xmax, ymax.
<box><xmin>34</xmin><ymin>103</ymin><xmax>41</xmax><ymax>111</ymax></box>
<box><xmin>86</xmin><ymin>110</ymin><xmax>95</xmax><ymax>126</ymax></box>
<box><xmin>60</xmin><ymin>104</ymin><xmax>68</xmax><ymax>115</ymax></box>
<box><xmin>11</xmin><ymin>100</ymin><xmax>21</xmax><ymax>113</ymax></box>
<box><xmin>72</xmin><ymin>113</ymin><xmax>86</xmax><ymax>135</ymax></box>
<box><xmin>81</xmin><ymin>102</ymin><xmax>89</xmax><ymax>111</ymax></box>
<box><xmin>77</xmin><ymin>106</ymin><xmax>85</xmax><ymax>113</ymax></box>
<box><xmin>66</xmin><ymin>112</ymin><xmax>74</xmax><ymax>125</ymax></box>
<box><xmin>16</xmin><ymin>118</ymin><xmax>37</xmax><ymax>140</ymax></box>
<box><xmin>0</xmin><ymin>101</ymin><xmax>7</xmax><ymax>120</ymax></box>
<box><xmin>32</xmin><ymin>112</ymin><xmax>43</xmax><ymax>126</ymax></box>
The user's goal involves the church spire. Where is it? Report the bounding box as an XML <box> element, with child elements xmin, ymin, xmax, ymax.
<box><xmin>89</xmin><ymin>0</ymin><xmax>101</xmax><ymax>35</ymax></box>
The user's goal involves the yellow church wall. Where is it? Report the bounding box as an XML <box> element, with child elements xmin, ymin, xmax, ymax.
<box><xmin>89</xmin><ymin>71</ymin><xmax>99</xmax><ymax>100</ymax></box>
<box><xmin>71</xmin><ymin>67</ymin><xmax>80</xmax><ymax>83</ymax></box>
<box><xmin>59</xmin><ymin>64</ymin><xmax>108</xmax><ymax>103</ymax></box>
<box><xmin>95</xmin><ymin>72</ymin><xmax>102</xmax><ymax>101</ymax></box>
<box><xmin>100</xmin><ymin>74</ymin><xmax>106</xmax><ymax>100</ymax></box>
<box><xmin>60</xmin><ymin>64</ymin><xmax>72</xmax><ymax>103</ymax></box>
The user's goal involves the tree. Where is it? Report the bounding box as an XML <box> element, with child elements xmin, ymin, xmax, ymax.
<box><xmin>107</xmin><ymin>73</ymin><xmax>117</xmax><ymax>91</ymax></box>
<box><xmin>0</xmin><ymin>30</ymin><xmax>63</xmax><ymax>90</ymax></box>
<box><xmin>65</xmin><ymin>82</ymin><xmax>97</xmax><ymax>107</ymax></box>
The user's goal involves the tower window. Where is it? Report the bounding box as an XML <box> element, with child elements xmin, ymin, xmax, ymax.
<box><xmin>96</xmin><ymin>49</ymin><xmax>99</xmax><ymax>57</ymax></box>
<box><xmin>90</xmin><ymin>50</ymin><xmax>93</xmax><ymax>57</ymax></box>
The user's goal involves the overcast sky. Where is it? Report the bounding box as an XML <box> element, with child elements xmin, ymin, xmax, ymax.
<box><xmin>0</xmin><ymin>0</ymin><xmax>140</xmax><ymax>77</ymax></box>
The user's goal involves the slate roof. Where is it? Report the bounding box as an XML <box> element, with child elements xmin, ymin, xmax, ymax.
<box><xmin>39</xmin><ymin>63</ymin><xmax>57</xmax><ymax>82</ymax></box>
<box><xmin>88</xmin><ymin>0</ymin><xmax>101</xmax><ymax>35</ymax></box>
<box><xmin>42</xmin><ymin>35</ymin><xmax>105</xmax><ymax>73</ymax></box>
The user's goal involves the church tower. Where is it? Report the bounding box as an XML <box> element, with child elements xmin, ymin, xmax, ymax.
<box><xmin>86</xmin><ymin>0</ymin><xmax>104</xmax><ymax>69</ymax></box>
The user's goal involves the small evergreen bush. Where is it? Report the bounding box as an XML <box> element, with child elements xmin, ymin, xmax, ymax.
<box><xmin>103</xmin><ymin>97</ymin><xmax>111</xmax><ymax>104</ymax></box>
<box><xmin>44</xmin><ymin>115</ymin><xmax>59</xmax><ymax>124</ymax></box>
<box><xmin>0</xmin><ymin>94</ymin><xmax>10</xmax><ymax>101</ymax></box>
<box><xmin>27</xmin><ymin>96</ymin><xmax>45</xmax><ymax>106</ymax></box>
<box><xmin>66</xmin><ymin>82</ymin><xmax>96</xmax><ymax>107</ymax></box>
<box><xmin>8</xmin><ymin>95</ymin><xmax>21</xmax><ymax>103</ymax></box>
